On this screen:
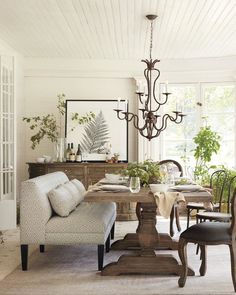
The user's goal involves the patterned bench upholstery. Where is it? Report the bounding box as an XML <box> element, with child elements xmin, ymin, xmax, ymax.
<box><xmin>20</xmin><ymin>172</ymin><xmax>116</xmax><ymax>271</ymax></box>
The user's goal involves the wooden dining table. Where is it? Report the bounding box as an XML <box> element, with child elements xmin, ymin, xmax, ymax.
<box><xmin>85</xmin><ymin>186</ymin><xmax>212</xmax><ymax>276</ymax></box>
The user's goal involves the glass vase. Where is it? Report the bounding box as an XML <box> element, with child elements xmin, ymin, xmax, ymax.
<box><xmin>55</xmin><ymin>138</ymin><xmax>66</xmax><ymax>162</ymax></box>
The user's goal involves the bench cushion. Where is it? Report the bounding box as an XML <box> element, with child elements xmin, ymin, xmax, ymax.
<box><xmin>48</xmin><ymin>185</ymin><xmax>76</xmax><ymax>217</ymax></box>
<box><xmin>63</xmin><ymin>181</ymin><xmax>84</xmax><ymax>206</ymax></box>
<box><xmin>45</xmin><ymin>202</ymin><xmax>116</xmax><ymax>244</ymax></box>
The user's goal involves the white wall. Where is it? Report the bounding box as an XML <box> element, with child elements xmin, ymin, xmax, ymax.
<box><xmin>24</xmin><ymin>60</ymin><xmax>138</xmax><ymax>167</ymax></box>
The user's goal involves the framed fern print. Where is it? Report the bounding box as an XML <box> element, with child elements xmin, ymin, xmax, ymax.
<box><xmin>65</xmin><ymin>100</ymin><xmax>128</xmax><ymax>162</ymax></box>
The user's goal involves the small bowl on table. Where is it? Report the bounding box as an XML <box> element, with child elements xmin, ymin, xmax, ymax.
<box><xmin>149</xmin><ymin>183</ymin><xmax>169</xmax><ymax>194</ymax></box>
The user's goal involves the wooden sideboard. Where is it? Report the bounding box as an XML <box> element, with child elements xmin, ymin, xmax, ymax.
<box><xmin>27</xmin><ymin>162</ymin><xmax>137</xmax><ymax>221</ymax></box>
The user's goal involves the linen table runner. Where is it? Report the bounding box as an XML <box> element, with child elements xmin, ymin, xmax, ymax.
<box><xmin>154</xmin><ymin>192</ymin><xmax>185</xmax><ymax>218</ymax></box>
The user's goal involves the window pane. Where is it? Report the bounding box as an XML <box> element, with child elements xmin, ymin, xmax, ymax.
<box><xmin>203</xmin><ymin>84</ymin><xmax>235</xmax><ymax>167</ymax></box>
<box><xmin>161</xmin><ymin>85</ymin><xmax>198</xmax><ymax>164</ymax></box>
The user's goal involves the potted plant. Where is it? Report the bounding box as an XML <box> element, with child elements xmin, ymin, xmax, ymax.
<box><xmin>192</xmin><ymin>124</ymin><xmax>221</xmax><ymax>184</ymax></box>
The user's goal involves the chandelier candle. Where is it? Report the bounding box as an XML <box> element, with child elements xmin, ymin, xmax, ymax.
<box><xmin>114</xmin><ymin>14</ymin><xmax>186</xmax><ymax>141</ymax></box>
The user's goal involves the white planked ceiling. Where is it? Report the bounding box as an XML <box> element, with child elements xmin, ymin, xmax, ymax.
<box><xmin>0</xmin><ymin>0</ymin><xmax>235</xmax><ymax>60</ymax></box>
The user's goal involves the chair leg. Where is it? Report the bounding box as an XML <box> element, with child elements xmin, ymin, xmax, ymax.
<box><xmin>21</xmin><ymin>244</ymin><xmax>28</xmax><ymax>271</ymax></box>
<box><xmin>199</xmin><ymin>245</ymin><xmax>207</xmax><ymax>276</ymax></box>
<box><xmin>175</xmin><ymin>206</ymin><xmax>181</xmax><ymax>232</ymax></box>
<box><xmin>97</xmin><ymin>245</ymin><xmax>104</xmax><ymax>271</ymax></box>
<box><xmin>111</xmin><ymin>222</ymin><xmax>115</xmax><ymax>240</ymax></box>
<box><xmin>196</xmin><ymin>244</ymin><xmax>200</xmax><ymax>255</ymax></box>
<box><xmin>196</xmin><ymin>209</ymin><xmax>199</xmax><ymax>223</ymax></box>
<box><xmin>105</xmin><ymin>234</ymin><xmax>110</xmax><ymax>253</ymax></box>
<box><xmin>39</xmin><ymin>245</ymin><xmax>45</xmax><ymax>253</ymax></box>
<box><xmin>229</xmin><ymin>242</ymin><xmax>236</xmax><ymax>292</ymax></box>
<box><xmin>187</xmin><ymin>208</ymin><xmax>190</xmax><ymax>228</ymax></box>
<box><xmin>169</xmin><ymin>206</ymin><xmax>175</xmax><ymax>237</ymax></box>
<box><xmin>178</xmin><ymin>238</ymin><xmax>188</xmax><ymax>287</ymax></box>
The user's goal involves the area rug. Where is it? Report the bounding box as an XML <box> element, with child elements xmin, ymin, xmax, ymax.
<box><xmin>0</xmin><ymin>220</ymin><xmax>234</xmax><ymax>295</ymax></box>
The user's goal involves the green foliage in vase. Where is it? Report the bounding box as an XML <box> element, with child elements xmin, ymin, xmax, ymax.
<box><xmin>80</xmin><ymin>110</ymin><xmax>110</xmax><ymax>153</ymax></box>
<box><xmin>120</xmin><ymin>160</ymin><xmax>163</xmax><ymax>186</ymax></box>
<box><xmin>193</xmin><ymin>125</ymin><xmax>221</xmax><ymax>181</ymax></box>
<box><xmin>70</xmin><ymin>111</ymin><xmax>95</xmax><ymax>131</ymax></box>
<box><xmin>23</xmin><ymin>93</ymin><xmax>95</xmax><ymax>149</ymax></box>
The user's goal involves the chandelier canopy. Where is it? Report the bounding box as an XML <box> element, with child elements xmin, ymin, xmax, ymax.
<box><xmin>114</xmin><ymin>14</ymin><xmax>186</xmax><ymax>141</ymax></box>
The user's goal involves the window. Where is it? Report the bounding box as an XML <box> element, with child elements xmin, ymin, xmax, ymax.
<box><xmin>0</xmin><ymin>56</ymin><xmax>15</xmax><ymax>201</ymax></box>
<box><xmin>139</xmin><ymin>82</ymin><xmax>236</xmax><ymax>171</ymax></box>
<box><xmin>202</xmin><ymin>84</ymin><xmax>235</xmax><ymax>168</ymax></box>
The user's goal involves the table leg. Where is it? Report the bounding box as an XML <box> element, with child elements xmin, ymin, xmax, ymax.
<box><xmin>111</xmin><ymin>202</ymin><xmax>178</xmax><ymax>251</ymax></box>
<box><xmin>102</xmin><ymin>202</ymin><xmax>194</xmax><ymax>276</ymax></box>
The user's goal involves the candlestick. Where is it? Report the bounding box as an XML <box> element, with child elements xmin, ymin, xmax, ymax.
<box><xmin>165</xmin><ymin>81</ymin><xmax>169</xmax><ymax>93</ymax></box>
<box><xmin>125</xmin><ymin>99</ymin><xmax>128</xmax><ymax>112</ymax></box>
<box><xmin>117</xmin><ymin>97</ymin><xmax>121</xmax><ymax>109</ymax></box>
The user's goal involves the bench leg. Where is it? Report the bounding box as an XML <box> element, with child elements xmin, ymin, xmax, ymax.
<box><xmin>111</xmin><ymin>222</ymin><xmax>115</xmax><ymax>240</ymax></box>
<box><xmin>98</xmin><ymin>245</ymin><xmax>104</xmax><ymax>271</ymax></box>
<box><xmin>21</xmin><ymin>244</ymin><xmax>28</xmax><ymax>271</ymax></box>
<box><xmin>40</xmin><ymin>245</ymin><xmax>45</xmax><ymax>253</ymax></box>
<box><xmin>105</xmin><ymin>234</ymin><xmax>110</xmax><ymax>253</ymax></box>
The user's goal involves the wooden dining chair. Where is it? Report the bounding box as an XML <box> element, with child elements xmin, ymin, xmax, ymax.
<box><xmin>197</xmin><ymin>175</ymin><xmax>236</xmax><ymax>223</ymax></box>
<box><xmin>178</xmin><ymin>188</ymin><xmax>236</xmax><ymax>291</ymax></box>
<box><xmin>158</xmin><ymin>159</ymin><xmax>184</xmax><ymax>237</ymax></box>
<box><xmin>186</xmin><ymin>169</ymin><xmax>227</xmax><ymax>228</ymax></box>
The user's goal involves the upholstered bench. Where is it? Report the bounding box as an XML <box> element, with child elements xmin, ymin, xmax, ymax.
<box><xmin>20</xmin><ymin>172</ymin><xmax>116</xmax><ymax>271</ymax></box>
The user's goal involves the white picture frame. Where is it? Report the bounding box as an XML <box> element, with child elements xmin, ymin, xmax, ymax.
<box><xmin>65</xmin><ymin>99</ymin><xmax>128</xmax><ymax>162</ymax></box>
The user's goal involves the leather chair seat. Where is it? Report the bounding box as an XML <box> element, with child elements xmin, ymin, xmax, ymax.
<box><xmin>180</xmin><ymin>222</ymin><xmax>231</xmax><ymax>242</ymax></box>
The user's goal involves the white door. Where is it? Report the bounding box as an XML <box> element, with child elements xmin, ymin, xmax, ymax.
<box><xmin>0</xmin><ymin>55</ymin><xmax>16</xmax><ymax>230</ymax></box>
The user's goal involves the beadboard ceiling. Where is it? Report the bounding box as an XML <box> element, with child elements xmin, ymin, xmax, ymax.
<box><xmin>0</xmin><ymin>0</ymin><xmax>235</xmax><ymax>60</ymax></box>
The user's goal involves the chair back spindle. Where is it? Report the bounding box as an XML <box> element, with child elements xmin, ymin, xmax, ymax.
<box><xmin>210</xmin><ymin>170</ymin><xmax>227</xmax><ymax>211</ymax></box>
<box><xmin>230</xmin><ymin>188</ymin><xmax>236</xmax><ymax>238</ymax></box>
<box><xmin>227</xmin><ymin>175</ymin><xmax>236</xmax><ymax>214</ymax></box>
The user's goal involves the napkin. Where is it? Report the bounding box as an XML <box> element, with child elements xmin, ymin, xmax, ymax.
<box><xmin>171</xmin><ymin>184</ymin><xmax>202</xmax><ymax>192</ymax></box>
<box><xmin>154</xmin><ymin>192</ymin><xmax>185</xmax><ymax>219</ymax></box>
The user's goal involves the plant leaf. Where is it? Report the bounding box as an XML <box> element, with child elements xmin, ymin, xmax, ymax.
<box><xmin>80</xmin><ymin>111</ymin><xmax>110</xmax><ymax>153</ymax></box>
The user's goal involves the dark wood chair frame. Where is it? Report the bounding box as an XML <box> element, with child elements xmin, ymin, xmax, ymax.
<box><xmin>186</xmin><ymin>169</ymin><xmax>227</xmax><ymax>228</ymax></box>
<box><xmin>158</xmin><ymin>159</ymin><xmax>184</xmax><ymax>237</ymax></box>
<box><xmin>197</xmin><ymin>175</ymin><xmax>236</xmax><ymax>223</ymax></box>
<box><xmin>178</xmin><ymin>188</ymin><xmax>236</xmax><ymax>291</ymax></box>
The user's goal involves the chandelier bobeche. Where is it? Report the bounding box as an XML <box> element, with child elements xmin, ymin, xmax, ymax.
<box><xmin>114</xmin><ymin>14</ymin><xmax>185</xmax><ymax>141</ymax></box>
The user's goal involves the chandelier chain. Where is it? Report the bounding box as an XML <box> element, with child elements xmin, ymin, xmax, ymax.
<box><xmin>149</xmin><ymin>20</ymin><xmax>153</xmax><ymax>60</ymax></box>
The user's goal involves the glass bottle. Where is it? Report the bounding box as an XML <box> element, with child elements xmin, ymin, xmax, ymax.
<box><xmin>66</xmin><ymin>143</ymin><xmax>71</xmax><ymax>162</ymax></box>
<box><xmin>69</xmin><ymin>143</ymin><xmax>76</xmax><ymax>162</ymax></box>
<box><xmin>76</xmin><ymin>144</ymin><xmax>82</xmax><ymax>163</ymax></box>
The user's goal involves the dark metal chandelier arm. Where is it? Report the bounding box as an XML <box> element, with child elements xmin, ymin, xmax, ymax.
<box><xmin>174</xmin><ymin>113</ymin><xmax>186</xmax><ymax>124</ymax></box>
<box><xmin>155</xmin><ymin>113</ymin><xmax>172</xmax><ymax>132</ymax></box>
<box><xmin>152</xmin><ymin>68</ymin><xmax>160</xmax><ymax>102</ymax></box>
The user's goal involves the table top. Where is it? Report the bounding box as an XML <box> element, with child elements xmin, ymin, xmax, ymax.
<box><xmin>85</xmin><ymin>187</ymin><xmax>154</xmax><ymax>203</ymax></box>
<box><xmin>84</xmin><ymin>186</ymin><xmax>212</xmax><ymax>204</ymax></box>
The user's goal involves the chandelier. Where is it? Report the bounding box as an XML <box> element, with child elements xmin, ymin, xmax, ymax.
<box><xmin>114</xmin><ymin>14</ymin><xmax>185</xmax><ymax>141</ymax></box>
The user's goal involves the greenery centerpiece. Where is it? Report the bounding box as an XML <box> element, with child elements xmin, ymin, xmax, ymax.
<box><xmin>120</xmin><ymin>160</ymin><xmax>167</xmax><ymax>186</ymax></box>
